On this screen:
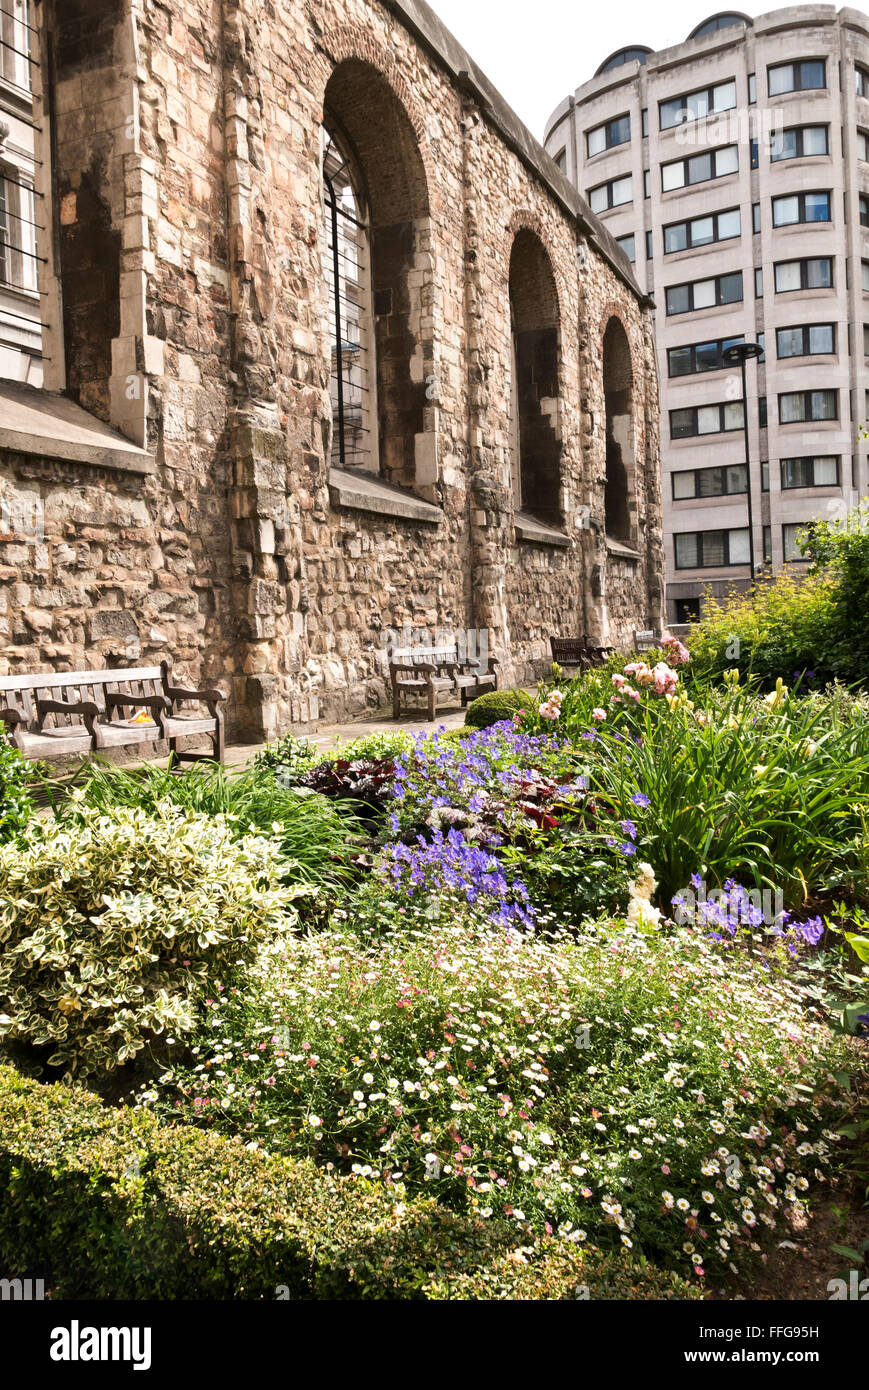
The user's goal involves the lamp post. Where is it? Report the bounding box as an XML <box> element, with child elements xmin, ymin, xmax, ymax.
<box><xmin>723</xmin><ymin>341</ymin><xmax>764</xmax><ymax>584</ymax></box>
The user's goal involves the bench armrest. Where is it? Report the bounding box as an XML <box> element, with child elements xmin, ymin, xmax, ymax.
<box><xmin>36</xmin><ymin>699</ymin><xmax>100</xmax><ymax>734</ymax></box>
<box><xmin>163</xmin><ymin>683</ymin><xmax>226</xmax><ymax>703</ymax></box>
<box><xmin>390</xmin><ymin>662</ymin><xmax>436</xmax><ymax>676</ymax></box>
<box><xmin>0</xmin><ymin>707</ymin><xmax>25</xmax><ymax>727</ymax></box>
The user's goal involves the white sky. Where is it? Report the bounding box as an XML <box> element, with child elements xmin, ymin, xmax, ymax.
<box><xmin>425</xmin><ymin>0</ymin><xmax>791</xmax><ymax>138</ymax></box>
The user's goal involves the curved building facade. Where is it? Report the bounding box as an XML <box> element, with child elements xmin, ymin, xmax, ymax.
<box><xmin>545</xmin><ymin>6</ymin><xmax>869</xmax><ymax>621</ymax></box>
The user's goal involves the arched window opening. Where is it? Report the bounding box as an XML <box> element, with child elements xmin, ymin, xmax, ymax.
<box><xmin>322</xmin><ymin>61</ymin><xmax>431</xmax><ymax>491</ymax></box>
<box><xmin>322</xmin><ymin>125</ymin><xmax>375</xmax><ymax>470</ymax></box>
<box><xmin>603</xmin><ymin>317</ymin><xmax>634</xmax><ymax>544</ymax></box>
<box><xmin>508</xmin><ymin>230</ymin><xmax>562</xmax><ymax>527</ymax></box>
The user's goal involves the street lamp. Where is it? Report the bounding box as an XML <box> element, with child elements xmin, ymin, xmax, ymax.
<box><xmin>723</xmin><ymin>341</ymin><xmax>764</xmax><ymax>582</ymax></box>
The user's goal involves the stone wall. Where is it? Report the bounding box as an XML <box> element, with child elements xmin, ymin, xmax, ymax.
<box><xmin>0</xmin><ymin>0</ymin><xmax>664</xmax><ymax>739</ymax></box>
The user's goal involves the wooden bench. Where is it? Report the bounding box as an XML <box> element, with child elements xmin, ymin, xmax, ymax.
<box><xmin>389</xmin><ymin>643</ymin><xmax>498</xmax><ymax>721</ymax></box>
<box><xmin>550</xmin><ymin>635</ymin><xmax>615</xmax><ymax>673</ymax></box>
<box><xmin>0</xmin><ymin>659</ymin><xmax>226</xmax><ymax>764</ymax></box>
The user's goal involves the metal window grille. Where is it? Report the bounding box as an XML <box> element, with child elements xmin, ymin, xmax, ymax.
<box><xmin>322</xmin><ymin>127</ymin><xmax>372</xmax><ymax>470</ymax></box>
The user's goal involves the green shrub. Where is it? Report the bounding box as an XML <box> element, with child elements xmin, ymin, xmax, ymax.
<box><xmin>60</xmin><ymin>761</ymin><xmax>361</xmax><ymax>890</ymax></box>
<box><xmin>0</xmin><ymin>1065</ymin><xmax>700</xmax><ymax>1300</ymax></box>
<box><xmin>464</xmin><ymin>688</ymin><xmax>534</xmax><ymax>729</ymax></box>
<box><xmin>321</xmin><ymin>729</ymin><xmax>414</xmax><ymax>763</ymax></box>
<box><xmin>806</xmin><ymin>501</ymin><xmax>869</xmax><ymax>686</ymax></box>
<box><xmin>0</xmin><ymin>741</ymin><xmax>36</xmax><ymax>843</ymax></box>
<box><xmin>148</xmin><ymin>912</ymin><xmax>854</xmax><ymax>1283</ymax></box>
<box><xmin>0</xmin><ymin>803</ymin><xmax>297</xmax><ymax>1077</ymax></box>
<box><xmin>253</xmin><ymin>732</ymin><xmax>320</xmax><ymax>776</ymax></box>
<box><xmin>685</xmin><ymin>569</ymin><xmax>834</xmax><ymax>689</ymax></box>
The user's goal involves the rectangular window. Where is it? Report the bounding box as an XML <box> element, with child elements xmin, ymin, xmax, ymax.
<box><xmin>660</xmin><ymin>79</ymin><xmax>737</xmax><ymax>130</ymax></box>
<box><xmin>770</xmin><ymin>125</ymin><xmax>828</xmax><ymax>161</ymax></box>
<box><xmin>778</xmin><ymin>389</ymin><xmax>838</xmax><ymax>423</ymax></box>
<box><xmin>752</xmin><ymin>203</ymin><xmax>761</xmax><ymax>234</ymax></box>
<box><xmin>755</xmin><ymin>267</ymin><xmax>763</xmax><ymax>298</ymax></box>
<box><xmin>771</xmin><ymin>190</ymin><xmax>831</xmax><ymax>226</ymax></box>
<box><xmin>671</xmin><ymin>464</ymin><xmax>748</xmax><ymax>499</ymax></box>
<box><xmin>662</xmin><ymin>144</ymin><xmax>738</xmax><ymax>191</ymax></box>
<box><xmin>857</xmin><ymin>66</ymin><xmax>869</xmax><ymax>99</ymax></box>
<box><xmin>763</xmin><ymin>526</ymin><xmax>772</xmax><ymax>563</ymax></box>
<box><xmin>663</xmin><ymin>207</ymin><xmax>741</xmax><ymax>253</ymax></box>
<box><xmin>864</xmin><ymin>323</ymin><xmax>869</xmax><ymax>355</ymax></box>
<box><xmin>670</xmin><ymin>401</ymin><xmax>745</xmax><ymax>439</ymax></box>
<box><xmin>644</xmin><ymin>169</ymin><xmax>651</xmax><ymax>198</ymax></box>
<box><xmin>761</xmin><ymin>461</ymin><xmax>770</xmax><ymax>492</ymax></box>
<box><xmin>748</xmin><ymin>72</ymin><xmax>756</xmax><ymax>104</ymax></box>
<box><xmin>781</xmin><ymin>456</ymin><xmax>839</xmax><ymax>488</ymax></box>
<box><xmin>862</xmin><ymin>260</ymin><xmax>869</xmax><ymax>292</ymax></box>
<box><xmin>665</xmin><ymin>271</ymin><xmax>743</xmax><ymax>315</ymax></box>
<box><xmin>858</xmin><ymin>131</ymin><xmax>869</xmax><ymax>162</ymax></box>
<box><xmin>768</xmin><ymin>60</ymin><xmax>826</xmax><ymax>96</ymax></box>
<box><xmin>0</xmin><ymin>170</ymin><xmax>38</xmax><ymax>294</ymax></box>
<box><xmin>783</xmin><ymin>523</ymin><xmax>812</xmax><ymax>561</ymax></box>
<box><xmin>774</xmin><ymin>257</ymin><xmax>833</xmax><ymax>292</ymax></box>
<box><xmin>645</xmin><ymin>229</ymin><xmax>653</xmax><ymax>259</ymax></box>
<box><xmin>759</xmin><ymin>396</ymin><xmax>767</xmax><ymax>428</ymax></box>
<box><xmin>860</xmin><ymin>194</ymin><xmax>869</xmax><ymax>228</ymax></box>
<box><xmin>642</xmin><ymin>107</ymin><xmax>649</xmax><ymax>137</ymax></box>
<box><xmin>674</xmin><ymin>528</ymin><xmax>750</xmax><ymax>569</ymax></box>
<box><xmin>667</xmin><ymin>334</ymin><xmax>745</xmax><ymax>377</ymax></box>
<box><xmin>0</xmin><ymin>0</ymin><xmax>31</xmax><ymax>91</ymax></box>
<box><xmin>588</xmin><ymin>175</ymin><xmax>633</xmax><ymax>213</ymax></box>
<box><xmin>586</xmin><ymin>114</ymin><xmax>631</xmax><ymax>157</ymax></box>
<box><xmin>553</xmin><ymin>148</ymin><xmax>567</xmax><ymax>173</ymax></box>
<box><xmin>616</xmin><ymin>233</ymin><xmax>636</xmax><ymax>263</ymax></box>
<box><xmin>776</xmin><ymin>323</ymin><xmax>835</xmax><ymax>358</ymax></box>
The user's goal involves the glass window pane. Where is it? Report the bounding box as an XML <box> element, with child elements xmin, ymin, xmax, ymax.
<box><xmin>690</xmin><ymin>216</ymin><xmax>714</xmax><ymax>246</ymax></box>
<box><xmin>715</xmin><ymin>145</ymin><xmax>738</xmax><ymax>176</ymax></box>
<box><xmin>728</xmin><ymin>530</ymin><xmax>750</xmax><ymax>564</ymax></box>
<box><xmin>688</xmin><ymin>153</ymin><xmax>712</xmax><ymax>184</ymax></box>
<box><xmin>808</xmin><ymin>324</ymin><xmax>833</xmax><ymax>353</ymax></box>
<box><xmin>587</xmin><ymin>126</ymin><xmax>606</xmax><ymax>157</ymax></box>
<box><xmin>611</xmin><ymin>115</ymin><xmax>631</xmax><ymax>145</ymax></box>
<box><xmin>801</xmin><ymin>61</ymin><xmax>825</xmax><ymax>90</ymax></box>
<box><xmin>814</xmin><ymin>456</ymin><xmax>838</xmax><ymax>484</ymax></box>
<box><xmin>805</xmin><ymin>191</ymin><xmax>829</xmax><ymax>221</ymax></box>
<box><xmin>695</xmin><ymin>340</ymin><xmax>721</xmax><ymax>371</ymax></box>
<box><xmin>697</xmin><ymin>405</ymin><xmax>720</xmax><ymax>434</ymax></box>
<box><xmin>697</xmin><ymin>467</ymin><xmax>723</xmax><ymax>496</ymax></box>
<box><xmin>723</xmin><ymin>401</ymin><xmax>745</xmax><ymax>431</ymax></box>
<box><xmin>859</xmin><ymin>132</ymin><xmax>869</xmax><ymax>161</ymax></box>
<box><xmin>686</xmin><ymin>90</ymin><xmax>710</xmax><ymax>121</ymax></box>
<box><xmin>714</xmin><ymin>80</ymin><xmax>737</xmax><ymax>112</ymax></box>
<box><xmin>668</xmin><ymin>345</ymin><xmax>693</xmax><ymax>375</ymax></box>
<box><xmin>771</xmin><ymin>129</ymin><xmax>796</xmax><ymax>161</ymax></box>
<box><xmin>612</xmin><ymin>175</ymin><xmax>633</xmax><ymax>205</ymax></box>
<box><xmin>675</xmin><ymin>533</ymin><xmax>698</xmax><ymax>567</ymax></box>
<box><xmin>777</xmin><ymin>327</ymin><xmax>803</xmax><ymax>358</ymax></box>
<box><xmin>863</xmin><ymin>261</ymin><xmax>869</xmax><ymax>292</ymax></box>
<box><xmin>616</xmin><ymin>234</ymin><xmax>636</xmax><ymax>262</ymax></box>
<box><xmin>769</xmin><ymin>64</ymin><xmax>794</xmax><ymax>96</ymax></box>
<box><xmin>703</xmin><ymin>532</ymin><xmax>726</xmax><ymax>566</ymax></box>
<box><xmin>719</xmin><ymin>272</ymin><xmax>743</xmax><ymax>304</ymax></box>
<box><xmin>726</xmin><ymin>464</ymin><xmax>747</xmax><ymax>493</ymax></box>
<box><xmin>667</xmin><ymin>284</ymin><xmax>691</xmax><ymax>314</ymax></box>
<box><xmin>783</xmin><ymin>524</ymin><xmax>803</xmax><ymax>560</ymax></box>
<box><xmin>589</xmin><ymin>186</ymin><xmax>607</xmax><ymax>213</ymax></box>
<box><xmin>803</xmin><ymin>126</ymin><xmax>827</xmax><ymax>155</ymax></box>
<box><xmin>662</xmin><ymin>161</ymin><xmax>685</xmax><ymax>191</ymax></box>
<box><xmin>664</xmin><ymin>222</ymin><xmax>688</xmax><ymax>253</ymax></box>
<box><xmin>717</xmin><ymin>209</ymin><xmax>741</xmax><ymax>239</ymax></box>
<box><xmin>660</xmin><ymin>98</ymin><xmax>682</xmax><ymax>130</ymax></box>
<box><xmin>780</xmin><ymin>393</ymin><xmax>802</xmax><ymax>423</ymax></box>
<box><xmin>811</xmin><ymin>390</ymin><xmax>835</xmax><ymax>419</ymax></box>
<box><xmin>671</xmin><ymin>408</ymin><xmax>695</xmax><ymax>437</ymax></box>
<box><xmin>672</xmin><ymin>471</ymin><xmax>695</xmax><ymax>499</ymax></box>
<box><xmin>693</xmin><ymin>278</ymin><xmax>716</xmax><ymax>309</ymax></box>
<box><xmin>776</xmin><ymin>261</ymin><xmax>800</xmax><ymax>291</ymax></box>
<box><xmin>773</xmin><ymin>195</ymin><xmax>799</xmax><ymax>226</ymax></box>
<box><xmin>807</xmin><ymin>258</ymin><xmax>832</xmax><ymax>289</ymax></box>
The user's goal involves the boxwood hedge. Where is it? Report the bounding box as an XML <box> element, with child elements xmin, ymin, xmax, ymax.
<box><xmin>0</xmin><ymin>1066</ymin><xmax>701</xmax><ymax>1301</ymax></box>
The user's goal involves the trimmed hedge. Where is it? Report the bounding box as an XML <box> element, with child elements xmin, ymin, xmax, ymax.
<box><xmin>464</xmin><ymin>688</ymin><xmax>535</xmax><ymax>730</ymax></box>
<box><xmin>0</xmin><ymin>1066</ymin><xmax>702</xmax><ymax>1301</ymax></box>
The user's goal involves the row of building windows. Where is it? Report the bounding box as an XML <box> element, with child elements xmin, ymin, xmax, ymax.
<box><xmin>667</xmin><ymin>324</ymin><xmax>869</xmax><ymax>376</ymax></box>
<box><xmin>672</xmin><ymin>455</ymin><xmax>841</xmax><ymax>499</ymax></box>
<box><xmin>670</xmin><ymin>388</ymin><xmax>843</xmax><ymax>437</ymax></box>
<box><xmin>586</xmin><ymin>62</ymin><xmax>869</xmax><ymax>156</ymax></box>
<box><xmin>674</xmin><ymin>523</ymin><xmax>816</xmax><ymax>570</ymax></box>
<box><xmin>617</xmin><ymin>195</ymin><xmax>868</xmax><ymax>264</ymax></box>
<box><xmin>664</xmin><ymin>257</ymin><xmax>869</xmax><ymax>314</ymax></box>
<box><xmin>590</xmin><ymin>161</ymin><xmax>867</xmax><ymax>223</ymax></box>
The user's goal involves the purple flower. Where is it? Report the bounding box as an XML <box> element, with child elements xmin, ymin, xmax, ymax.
<box><xmin>619</xmin><ymin>843</ymin><xmax>636</xmax><ymax>857</ymax></box>
<box><xmin>619</xmin><ymin>819</ymin><xmax>637</xmax><ymax>841</ymax></box>
<box><xmin>631</xmin><ymin>793</ymin><xmax>651</xmax><ymax>808</ymax></box>
<box><xmin>794</xmin><ymin>916</ymin><xmax>824</xmax><ymax>946</ymax></box>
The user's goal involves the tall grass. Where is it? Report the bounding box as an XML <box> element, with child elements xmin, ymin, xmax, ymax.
<box><xmin>51</xmin><ymin>761</ymin><xmax>364</xmax><ymax>890</ymax></box>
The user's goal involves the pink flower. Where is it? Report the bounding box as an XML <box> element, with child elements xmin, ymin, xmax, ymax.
<box><xmin>624</xmin><ymin>662</ymin><xmax>640</xmax><ymax>676</ymax></box>
<box><xmin>611</xmin><ymin>674</ymin><xmax>627</xmax><ymax>688</ymax></box>
<box><xmin>591</xmin><ymin>707</ymin><xmax>607</xmax><ymax>721</ymax></box>
<box><xmin>624</xmin><ymin>686</ymin><xmax>641</xmax><ymax>702</ymax></box>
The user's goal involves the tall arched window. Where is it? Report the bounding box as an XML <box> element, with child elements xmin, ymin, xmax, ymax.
<box><xmin>603</xmin><ymin>317</ymin><xmax>634</xmax><ymax>544</ymax></box>
<box><xmin>322</xmin><ymin>124</ymin><xmax>376</xmax><ymax>470</ymax></box>
<box><xmin>321</xmin><ymin>61</ymin><xmax>431</xmax><ymax>490</ymax></box>
<box><xmin>508</xmin><ymin>229</ymin><xmax>562</xmax><ymax>526</ymax></box>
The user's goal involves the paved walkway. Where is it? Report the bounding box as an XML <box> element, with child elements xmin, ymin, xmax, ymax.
<box><xmin>218</xmin><ymin>702</ymin><xmax>470</xmax><ymax>768</ymax></box>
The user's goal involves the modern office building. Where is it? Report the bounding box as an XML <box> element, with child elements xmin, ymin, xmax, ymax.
<box><xmin>0</xmin><ymin>0</ymin><xmax>40</xmax><ymax>384</ymax></box>
<box><xmin>545</xmin><ymin>5</ymin><xmax>869</xmax><ymax>622</ymax></box>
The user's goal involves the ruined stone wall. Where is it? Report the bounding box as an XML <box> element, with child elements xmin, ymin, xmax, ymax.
<box><xmin>0</xmin><ymin>0</ymin><xmax>663</xmax><ymax>738</ymax></box>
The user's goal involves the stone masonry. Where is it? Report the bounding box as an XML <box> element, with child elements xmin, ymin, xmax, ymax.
<box><xmin>0</xmin><ymin>0</ymin><xmax>664</xmax><ymax>741</ymax></box>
